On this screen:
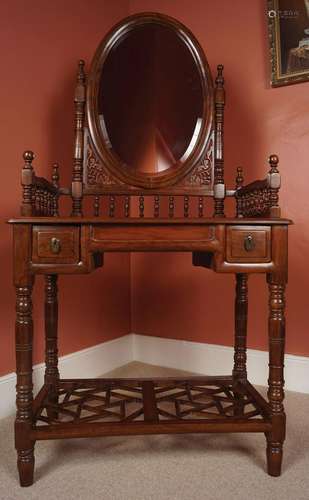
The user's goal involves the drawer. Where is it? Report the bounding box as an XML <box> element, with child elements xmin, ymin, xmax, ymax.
<box><xmin>32</xmin><ymin>226</ymin><xmax>80</xmax><ymax>264</ymax></box>
<box><xmin>226</xmin><ymin>226</ymin><xmax>271</xmax><ymax>263</ymax></box>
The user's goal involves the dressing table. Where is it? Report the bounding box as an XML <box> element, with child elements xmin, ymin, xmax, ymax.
<box><xmin>9</xmin><ymin>13</ymin><xmax>291</xmax><ymax>486</ymax></box>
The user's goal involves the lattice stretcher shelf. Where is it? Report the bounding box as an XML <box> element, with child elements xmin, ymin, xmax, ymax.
<box><xmin>31</xmin><ymin>377</ymin><xmax>272</xmax><ymax>440</ymax></box>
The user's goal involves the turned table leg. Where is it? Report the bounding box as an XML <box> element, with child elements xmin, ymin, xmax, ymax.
<box><xmin>15</xmin><ymin>282</ymin><xmax>35</xmax><ymax>487</ymax></box>
<box><xmin>266</xmin><ymin>277</ymin><xmax>286</xmax><ymax>477</ymax></box>
<box><xmin>44</xmin><ymin>275</ymin><xmax>59</xmax><ymax>420</ymax></box>
<box><xmin>232</xmin><ymin>273</ymin><xmax>248</xmax><ymax>416</ymax></box>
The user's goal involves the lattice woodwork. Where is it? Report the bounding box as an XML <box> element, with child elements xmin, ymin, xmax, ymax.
<box><xmin>236</xmin><ymin>183</ymin><xmax>271</xmax><ymax>217</ymax></box>
<box><xmin>34</xmin><ymin>378</ymin><xmax>268</xmax><ymax>427</ymax></box>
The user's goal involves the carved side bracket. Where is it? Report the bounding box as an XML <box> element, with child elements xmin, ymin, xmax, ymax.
<box><xmin>86</xmin><ymin>138</ymin><xmax>119</xmax><ymax>186</ymax></box>
<box><xmin>180</xmin><ymin>134</ymin><xmax>214</xmax><ymax>188</ymax></box>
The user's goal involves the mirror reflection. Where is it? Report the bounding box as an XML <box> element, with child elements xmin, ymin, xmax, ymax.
<box><xmin>98</xmin><ymin>23</ymin><xmax>204</xmax><ymax>174</ymax></box>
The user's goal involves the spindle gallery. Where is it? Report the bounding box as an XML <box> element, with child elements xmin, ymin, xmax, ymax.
<box><xmin>9</xmin><ymin>12</ymin><xmax>291</xmax><ymax>487</ymax></box>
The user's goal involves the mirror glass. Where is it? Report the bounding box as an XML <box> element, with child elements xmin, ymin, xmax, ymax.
<box><xmin>98</xmin><ymin>23</ymin><xmax>204</xmax><ymax>174</ymax></box>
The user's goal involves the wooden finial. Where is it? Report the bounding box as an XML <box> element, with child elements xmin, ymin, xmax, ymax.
<box><xmin>269</xmin><ymin>154</ymin><xmax>279</xmax><ymax>173</ymax></box>
<box><xmin>21</xmin><ymin>150</ymin><xmax>35</xmax><ymax>216</ymax></box>
<box><xmin>216</xmin><ymin>64</ymin><xmax>224</xmax><ymax>86</ymax></box>
<box><xmin>77</xmin><ymin>60</ymin><xmax>85</xmax><ymax>79</ymax></box>
<box><xmin>23</xmin><ymin>150</ymin><xmax>35</xmax><ymax>164</ymax></box>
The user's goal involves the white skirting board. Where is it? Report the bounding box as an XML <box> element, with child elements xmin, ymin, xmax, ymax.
<box><xmin>132</xmin><ymin>334</ymin><xmax>309</xmax><ymax>394</ymax></box>
<box><xmin>0</xmin><ymin>334</ymin><xmax>133</xmax><ymax>420</ymax></box>
<box><xmin>1</xmin><ymin>332</ymin><xmax>309</xmax><ymax>419</ymax></box>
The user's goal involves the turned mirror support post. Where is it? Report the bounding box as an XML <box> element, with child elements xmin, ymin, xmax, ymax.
<box><xmin>44</xmin><ymin>275</ymin><xmax>59</xmax><ymax>419</ymax></box>
<box><xmin>72</xmin><ymin>60</ymin><xmax>86</xmax><ymax>216</ymax></box>
<box><xmin>14</xmin><ymin>225</ymin><xmax>35</xmax><ymax>487</ymax></box>
<box><xmin>214</xmin><ymin>64</ymin><xmax>225</xmax><ymax>217</ymax></box>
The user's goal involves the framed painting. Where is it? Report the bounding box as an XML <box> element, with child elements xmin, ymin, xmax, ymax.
<box><xmin>268</xmin><ymin>0</ymin><xmax>309</xmax><ymax>86</ymax></box>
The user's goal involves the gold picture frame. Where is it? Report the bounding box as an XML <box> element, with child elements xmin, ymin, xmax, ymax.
<box><xmin>268</xmin><ymin>0</ymin><xmax>309</xmax><ymax>86</ymax></box>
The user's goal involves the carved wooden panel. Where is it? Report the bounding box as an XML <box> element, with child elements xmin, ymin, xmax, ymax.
<box><xmin>85</xmin><ymin>136</ymin><xmax>121</xmax><ymax>187</ymax></box>
<box><xmin>84</xmin><ymin>131</ymin><xmax>214</xmax><ymax>192</ymax></box>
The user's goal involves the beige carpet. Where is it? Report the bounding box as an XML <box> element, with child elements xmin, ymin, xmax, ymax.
<box><xmin>0</xmin><ymin>362</ymin><xmax>309</xmax><ymax>500</ymax></box>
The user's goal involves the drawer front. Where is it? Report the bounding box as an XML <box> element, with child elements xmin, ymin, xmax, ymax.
<box><xmin>226</xmin><ymin>226</ymin><xmax>271</xmax><ymax>262</ymax></box>
<box><xmin>32</xmin><ymin>226</ymin><xmax>80</xmax><ymax>264</ymax></box>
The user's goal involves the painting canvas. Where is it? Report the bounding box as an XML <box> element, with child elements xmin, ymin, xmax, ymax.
<box><xmin>268</xmin><ymin>0</ymin><xmax>309</xmax><ymax>86</ymax></box>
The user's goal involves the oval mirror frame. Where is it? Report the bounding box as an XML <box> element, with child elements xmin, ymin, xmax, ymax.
<box><xmin>87</xmin><ymin>12</ymin><xmax>214</xmax><ymax>189</ymax></box>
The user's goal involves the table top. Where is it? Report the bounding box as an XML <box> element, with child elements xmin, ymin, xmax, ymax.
<box><xmin>8</xmin><ymin>216</ymin><xmax>293</xmax><ymax>225</ymax></box>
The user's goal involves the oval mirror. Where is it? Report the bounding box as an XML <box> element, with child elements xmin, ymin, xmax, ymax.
<box><xmin>88</xmin><ymin>14</ymin><xmax>213</xmax><ymax>188</ymax></box>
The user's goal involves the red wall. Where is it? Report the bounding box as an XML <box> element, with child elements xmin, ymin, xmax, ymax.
<box><xmin>0</xmin><ymin>0</ymin><xmax>131</xmax><ymax>377</ymax></box>
<box><xmin>130</xmin><ymin>0</ymin><xmax>308</xmax><ymax>356</ymax></box>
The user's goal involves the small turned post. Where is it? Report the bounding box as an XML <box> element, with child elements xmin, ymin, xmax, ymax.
<box><xmin>184</xmin><ymin>195</ymin><xmax>189</xmax><ymax>217</ymax></box>
<box><xmin>268</xmin><ymin>155</ymin><xmax>281</xmax><ymax>217</ymax></box>
<box><xmin>168</xmin><ymin>196</ymin><xmax>175</xmax><ymax>218</ymax></box>
<box><xmin>72</xmin><ymin>60</ymin><xmax>86</xmax><ymax>216</ymax></box>
<box><xmin>214</xmin><ymin>64</ymin><xmax>225</xmax><ymax>217</ymax></box>
<box><xmin>139</xmin><ymin>195</ymin><xmax>145</xmax><ymax>218</ymax></box>
<box><xmin>51</xmin><ymin>163</ymin><xmax>59</xmax><ymax>216</ymax></box>
<box><xmin>124</xmin><ymin>195</ymin><xmax>130</xmax><ymax>217</ymax></box>
<box><xmin>154</xmin><ymin>196</ymin><xmax>160</xmax><ymax>218</ymax></box>
<box><xmin>109</xmin><ymin>195</ymin><xmax>115</xmax><ymax>217</ymax></box>
<box><xmin>44</xmin><ymin>275</ymin><xmax>59</xmax><ymax>419</ymax></box>
<box><xmin>94</xmin><ymin>196</ymin><xmax>100</xmax><ymax>216</ymax></box>
<box><xmin>266</xmin><ymin>275</ymin><xmax>286</xmax><ymax>476</ymax></box>
<box><xmin>21</xmin><ymin>151</ymin><xmax>35</xmax><ymax>216</ymax></box>
<box><xmin>235</xmin><ymin>167</ymin><xmax>244</xmax><ymax>218</ymax></box>
<box><xmin>198</xmin><ymin>196</ymin><xmax>204</xmax><ymax>218</ymax></box>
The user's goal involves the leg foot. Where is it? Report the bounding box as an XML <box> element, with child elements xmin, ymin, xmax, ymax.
<box><xmin>17</xmin><ymin>448</ymin><xmax>35</xmax><ymax>487</ymax></box>
<box><xmin>266</xmin><ymin>440</ymin><xmax>282</xmax><ymax>477</ymax></box>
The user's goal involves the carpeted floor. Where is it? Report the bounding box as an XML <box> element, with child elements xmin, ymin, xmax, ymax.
<box><xmin>0</xmin><ymin>361</ymin><xmax>309</xmax><ymax>500</ymax></box>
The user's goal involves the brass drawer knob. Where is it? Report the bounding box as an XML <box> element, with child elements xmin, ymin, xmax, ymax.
<box><xmin>244</xmin><ymin>234</ymin><xmax>255</xmax><ymax>252</ymax></box>
<box><xmin>50</xmin><ymin>237</ymin><xmax>61</xmax><ymax>254</ymax></box>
